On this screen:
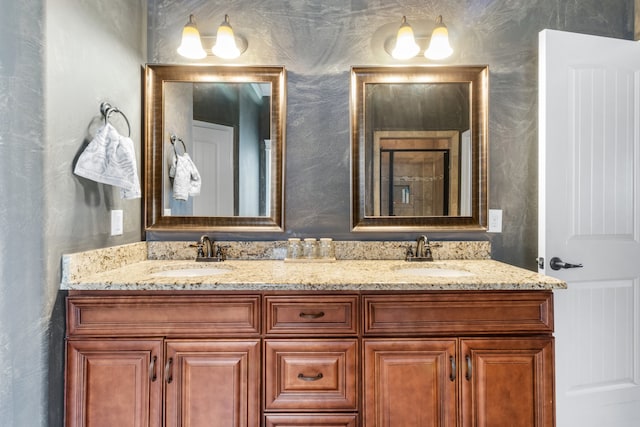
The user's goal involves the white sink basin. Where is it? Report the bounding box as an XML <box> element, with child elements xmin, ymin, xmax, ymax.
<box><xmin>151</xmin><ymin>267</ymin><xmax>231</xmax><ymax>278</ymax></box>
<box><xmin>399</xmin><ymin>267</ymin><xmax>475</xmax><ymax>278</ymax></box>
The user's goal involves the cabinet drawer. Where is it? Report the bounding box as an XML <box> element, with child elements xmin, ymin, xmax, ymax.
<box><xmin>67</xmin><ymin>294</ymin><xmax>261</xmax><ymax>337</ymax></box>
<box><xmin>363</xmin><ymin>291</ymin><xmax>553</xmax><ymax>336</ymax></box>
<box><xmin>264</xmin><ymin>339</ymin><xmax>358</xmax><ymax>410</ymax></box>
<box><xmin>264</xmin><ymin>295</ymin><xmax>358</xmax><ymax>335</ymax></box>
<box><xmin>265</xmin><ymin>414</ymin><xmax>357</xmax><ymax>427</ymax></box>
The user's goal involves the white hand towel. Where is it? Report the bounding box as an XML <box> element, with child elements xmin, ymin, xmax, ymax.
<box><xmin>74</xmin><ymin>123</ymin><xmax>141</xmax><ymax>199</ymax></box>
<box><xmin>172</xmin><ymin>152</ymin><xmax>201</xmax><ymax>201</ymax></box>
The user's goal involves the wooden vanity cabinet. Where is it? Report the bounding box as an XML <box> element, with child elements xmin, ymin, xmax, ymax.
<box><xmin>66</xmin><ymin>290</ymin><xmax>555</xmax><ymax>427</ymax></box>
<box><xmin>362</xmin><ymin>292</ymin><xmax>555</xmax><ymax>427</ymax></box>
<box><xmin>65</xmin><ymin>293</ymin><xmax>261</xmax><ymax>427</ymax></box>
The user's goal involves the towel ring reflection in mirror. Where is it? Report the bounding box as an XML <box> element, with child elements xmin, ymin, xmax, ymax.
<box><xmin>100</xmin><ymin>101</ymin><xmax>131</xmax><ymax>137</ymax></box>
<box><xmin>170</xmin><ymin>134</ymin><xmax>187</xmax><ymax>155</ymax></box>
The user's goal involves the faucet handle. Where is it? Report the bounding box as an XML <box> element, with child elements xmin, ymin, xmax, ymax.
<box><xmin>405</xmin><ymin>246</ymin><xmax>414</xmax><ymax>261</ymax></box>
<box><xmin>189</xmin><ymin>242</ymin><xmax>205</xmax><ymax>258</ymax></box>
<box><xmin>214</xmin><ymin>245</ymin><xmax>227</xmax><ymax>261</ymax></box>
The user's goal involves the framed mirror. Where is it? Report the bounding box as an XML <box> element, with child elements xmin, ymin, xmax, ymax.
<box><xmin>144</xmin><ymin>65</ymin><xmax>286</xmax><ymax>231</ymax></box>
<box><xmin>350</xmin><ymin>65</ymin><xmax>488</xmax><ymax>231</ymax></box>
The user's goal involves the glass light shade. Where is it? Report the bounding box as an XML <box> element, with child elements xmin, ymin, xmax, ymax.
<box><xmin>177</xmin><ymin>15</ymin><xmax>207</xmax><ymax>59</ymax></box>
<box><xmin>391</xmin><ymin>17</ymin><xmax>420</xmax><ymax>60</ymax></box>
<box><xmin>211</xmin><ymin>15</ymin><xmax>241</xmax><ymax>59</ymax></box>
<box><xmin>424</xmin><ymin>16</ymin><xmax>453</xmax><ymax>60</ymax></box>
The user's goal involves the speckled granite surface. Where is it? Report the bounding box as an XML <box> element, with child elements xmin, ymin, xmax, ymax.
<box><xmin>61</xmin><ymin>241</ymin><xmax>565</xmax><ymax>291</ymax></box>
<box><xmin>146</xmin><ymin>240</ymin><xmax>492</xmax><ymax>261</ymax></box>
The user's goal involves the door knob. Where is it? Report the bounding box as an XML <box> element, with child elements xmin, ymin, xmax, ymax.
<box><xmin>549</xmin><ymin>257</ymin><xmax>583</xmax><ymax>270</ymax></box>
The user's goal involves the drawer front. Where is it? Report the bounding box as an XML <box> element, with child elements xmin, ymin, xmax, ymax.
<box><xmin>364</xmin><ymin>291</ymin><xmax>554</xmax><ymax>336</ymax></box>
<box><xmin>67</xmin><ymin>294</ymin><xmax>261</xmax><ymax>337</ymax></box>
<box><xmin>265</xmin><ymin>414</ymin><xmax>358</xmax><ymax>427</ymax></box>
<box><xmin>264</xmin><ymin>339</ymin><xmax>358</xmax><ymax>410</ymax></box>
<box><xmin>264</xmin><ymin>295</ymin><xmax>358</xmax><ymax>335</ymax></box>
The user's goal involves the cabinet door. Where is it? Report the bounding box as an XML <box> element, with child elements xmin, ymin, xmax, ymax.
<box><xmin>65</xmin><ymin>338</ymin><xmax>163</xmax><ymax>427</ymax></box>
<box><xmin>164</xmin><ymin>340</ymin><xmax>260</xmax><ymax>427</ymax></box>
<box><xmin>363</xmin><ymin>339</ymin><xmax>457</xmax><ymax>427</ymax></box>
<box><xmin>460</xmin><ymin>337</ymin><xmax>555</xmax><ymax>427</ymax></box>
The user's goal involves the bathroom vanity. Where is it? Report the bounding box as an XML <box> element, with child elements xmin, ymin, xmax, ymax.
<box><xmin>61</xmin><ymin>242</ymin><xmax>565</xmax><ymax>427</ymax></box>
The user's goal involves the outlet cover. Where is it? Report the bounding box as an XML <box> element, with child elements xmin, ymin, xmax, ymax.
<box><xmin>488</xmin><ymin>209</ymin><xmax>502</xmax><ymax>233</ymax></box>
<box><xmin>111</xmin><ymin>210</ymin><xmax>123</xmax><ymax>236</ymax></box>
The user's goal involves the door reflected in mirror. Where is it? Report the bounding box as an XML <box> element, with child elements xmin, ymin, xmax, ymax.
<box><xmin>350</xmin><ymin>66</ymin><xmax>488</xmax><ymax>231</ymax></box>
<box><xmin>164</xmin><ymin>82</ymin><xmax>272</xmax><ymax>217</ymax></box>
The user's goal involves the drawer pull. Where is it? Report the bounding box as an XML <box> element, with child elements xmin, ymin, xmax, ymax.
<box><xmin>299</xmin><ymin>311</ymin><xmax>325</xmax><ymax>319</ymax></box>
<box><xmin>149</xmin><ymin>355</ymin><xmax>157</xmax><ymax>382</ymax></box>
<box><xmin>449</xmin><ymin>356</ymin><xmax>456</xmax><ymax>381</ymax></box>
<box><xmin>297</xmin><ymin>372</ymin><xmax>324</xmax><ymax>381</ymax></box>
<box><xmin>165</xmin><ymin>357</ymin><xmax>173</xmax><ymax>384</ymax></box>
<box><xmin>465</xmin><ymin>355</ymin><xmax>472</xmax><ymax>381</ymax></box>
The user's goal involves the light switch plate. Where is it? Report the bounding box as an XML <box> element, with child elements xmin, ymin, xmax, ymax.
<box><xmin>488</xmin><ymin>209</ymin><xmax>502</xmax><ymax>233</ymax></box>
<box><xmin>111</xmin><ymin>210</ymin><xmax>123</xmax><ymax>236</ymax></box>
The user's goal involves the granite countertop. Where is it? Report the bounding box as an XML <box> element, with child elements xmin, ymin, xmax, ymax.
<box><xmin>61</xmin><ymin>255</ymin><xmax>566</xmax><ymax>291</ymax></box>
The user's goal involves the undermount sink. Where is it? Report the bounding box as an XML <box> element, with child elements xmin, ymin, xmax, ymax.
<box><xmin>151</xmin><ymin>267</ymin><xmax>231</xmax><ymax>278</ymax></box>
<box><xmin>398</xmin><ymin>267</ymin><xmax>475</xmax><ymax>278</ymax></box>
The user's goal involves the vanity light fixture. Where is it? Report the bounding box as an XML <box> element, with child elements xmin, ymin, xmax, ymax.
<box><xmin>424</xmin><ymin>15</ymin><xmax>453</xmax><ymax>60</ymax></box>
<box><xmin>384</xmin><ymin>15</ymin><xmax>454</xmax><ymax>61</ymax></box>
<box><xmin>391</xmin><ymin>16</ymin><xmax>421</xmax><ymax>60</ymax></box>
<box><xmin>211</xmin><ymin>14</ymin><xmax>246</xmax><ymax>59</ymax></box>
<box><xmin>177</xmin><ymin>14</ymin><xmax>207</xmax><ymax>59</ymax></box>
<box><xmin>177</xmin><ymin>14</ymin><xmax>248</xmax><ymax>60</ymax></box>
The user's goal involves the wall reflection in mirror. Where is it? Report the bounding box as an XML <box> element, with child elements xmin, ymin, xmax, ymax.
<box><xmin>351</xmin><ymin>66</ymin><xmax>488</xmax><ymax>231</ymax></box>
<box><xmin>163</xmin><ymin>81</ymin><xmax>272</xmax><ymax>217</ymax></box>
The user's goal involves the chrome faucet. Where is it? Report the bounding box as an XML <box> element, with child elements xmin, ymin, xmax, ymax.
<box><xmin>406</xmin><ymin>235</ymin><xmax>434</xmax><ymax>262</ymax></box>
<box><xmin>194</xmin><ymin>235</ymin><xmax>225</xmax><ymax>262</ymax></box>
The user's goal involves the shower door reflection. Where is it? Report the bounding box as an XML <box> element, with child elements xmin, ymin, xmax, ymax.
<box><xmin>379</xmin><ymin>149</ymin><xmax>449</xmax><ymax>216</ymax></box>
<box><xmin>373</xmin><ymin>131</ymin><xmax>465</xmax><ymax>217</ymax></box>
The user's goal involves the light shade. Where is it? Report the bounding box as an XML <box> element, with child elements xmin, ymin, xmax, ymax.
<box><xmin>177</xmin><ymin>14</ymin><xmax>207</xmax><ymax>59</ymax></box>
<box><xmin>211</xmin><ymin>15</ymin><xmax>241</xmax><ymax>59</ymax></box>
<box><xmin>424</xmin><ymin>15</ymin><xmax>453</xmax><ymax>60</ymax></box>
<box><xmin>391</xmin><ymin>16</ymin><xmax>420</xmax><ymax>60</ymax></box>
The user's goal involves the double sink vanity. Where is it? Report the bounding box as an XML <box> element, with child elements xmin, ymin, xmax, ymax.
<box><xmin>61</xmin><ymin>240</ymin><xmax>565</xmax><ymax>427</ymax></box>
<box><xmin>61</xmin><ymin>63</ymin><xmax>564</xmax><ymax>426</ymax></box>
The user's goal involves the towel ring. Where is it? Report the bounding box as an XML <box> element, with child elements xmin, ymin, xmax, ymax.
<box><xmin>170</xmin><ymin>134</ymin><xmax>187</xmax><ymax>155</ymax></box>
<box><xmin>100</xmin><ymin>102</ymin><xmax>131</xmax><ymax>137</ymax></box>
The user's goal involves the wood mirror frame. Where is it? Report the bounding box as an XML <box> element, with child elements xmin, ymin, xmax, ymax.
<box><xmin>350</xmin><ymin>65</ymin><xmax>489</xmax><ymax>232</ymax></box>
<box><xmin>144</xmin><ymin>64</ymin><xmax>286</xmax><ymax>232</ymax></box>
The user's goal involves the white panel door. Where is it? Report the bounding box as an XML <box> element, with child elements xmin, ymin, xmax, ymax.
<box><xmin>539</xmin><ymin>29</ymin><xmax>640</xmax><ymax>426</ymax></box>
<box><xmin>192</xmin><ymin>121</ymin><xmax>234</xmax><ymax>216</ymax></box>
